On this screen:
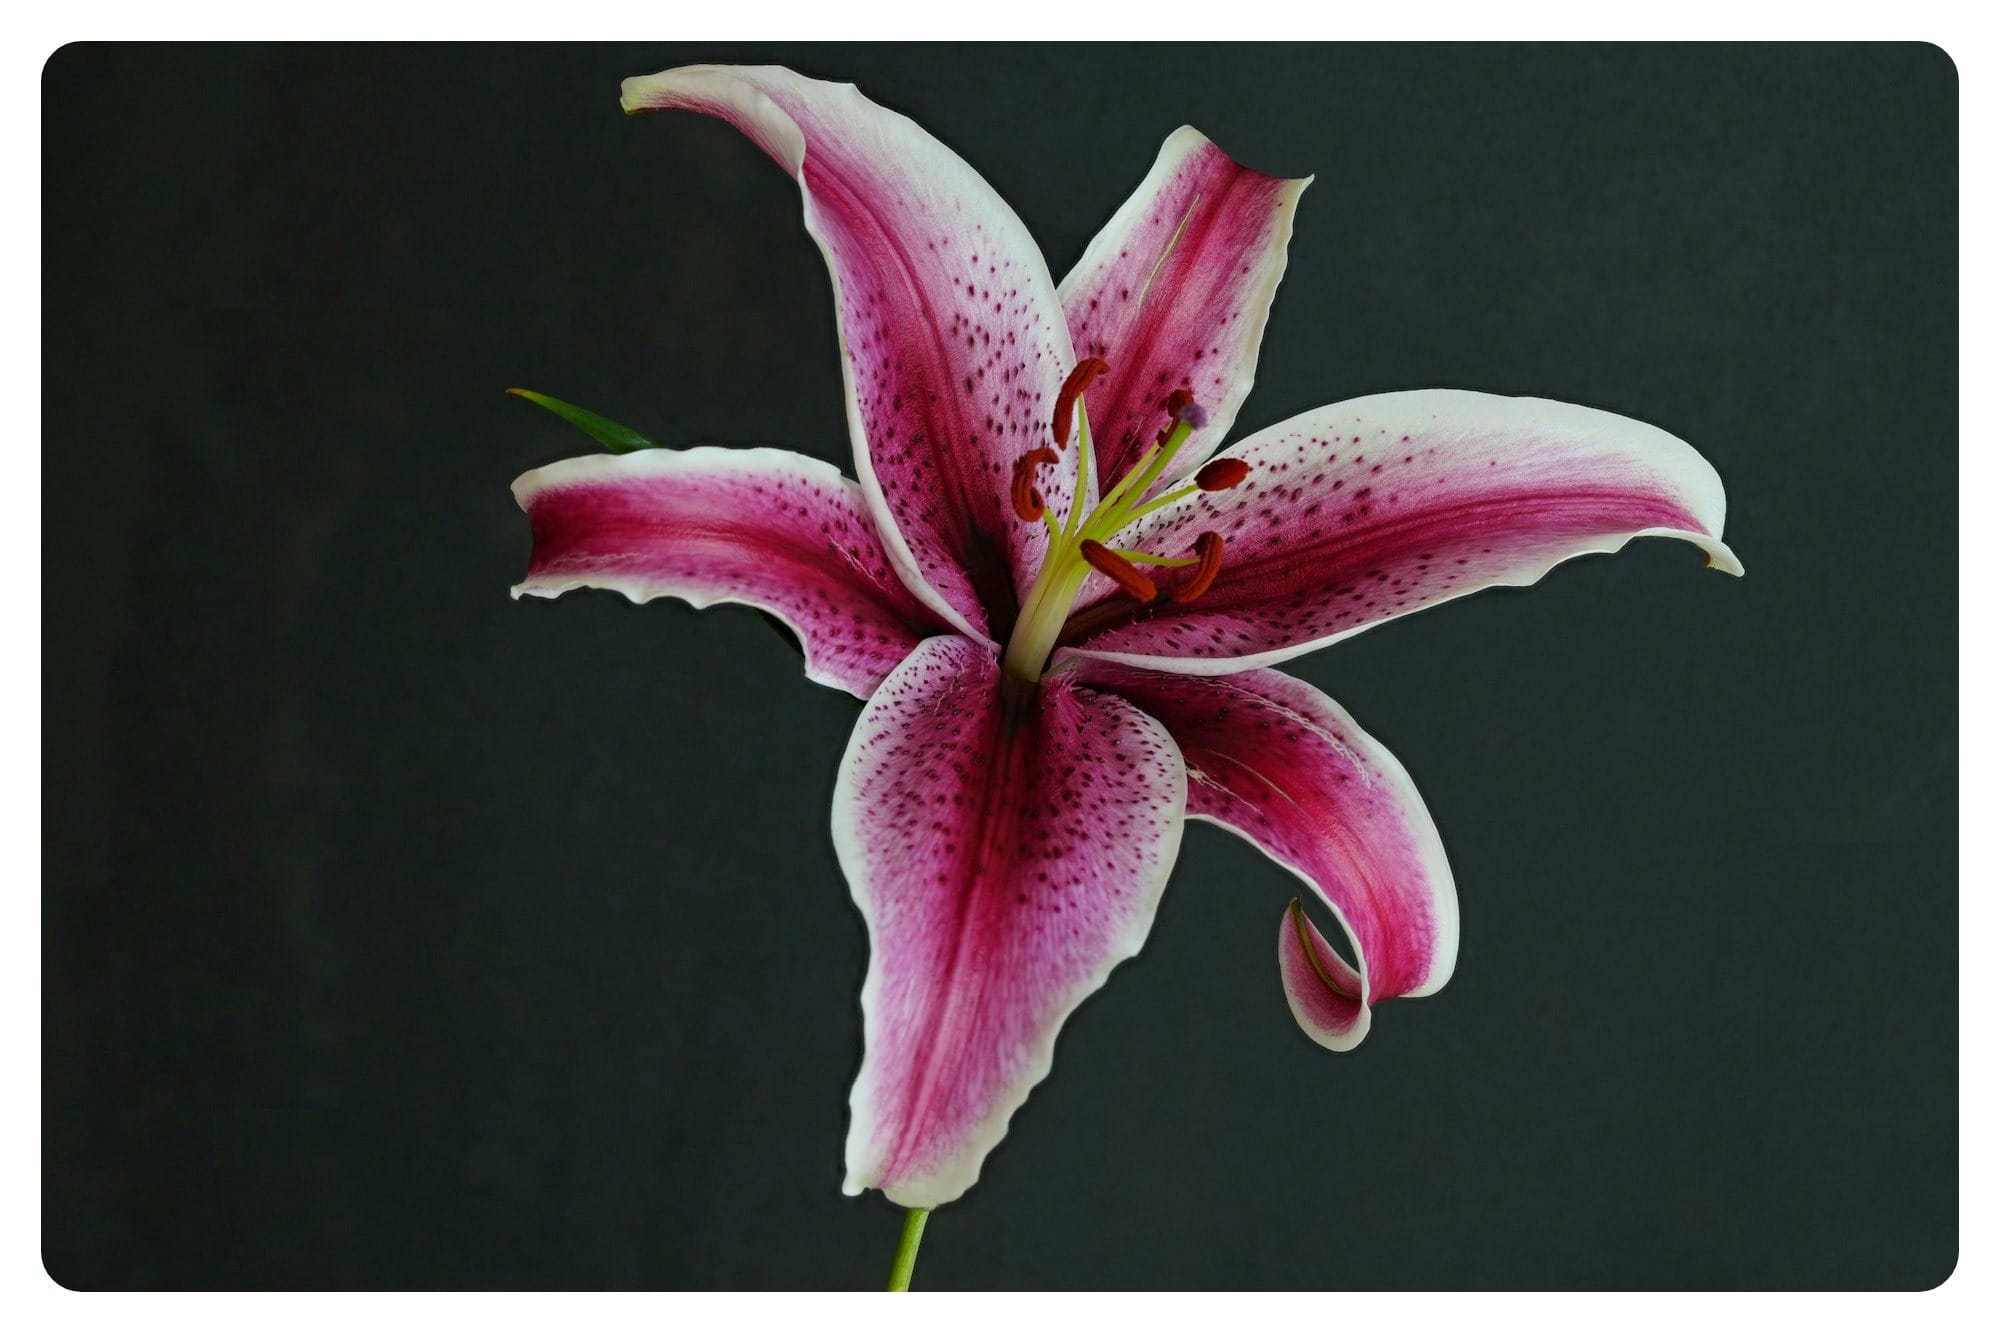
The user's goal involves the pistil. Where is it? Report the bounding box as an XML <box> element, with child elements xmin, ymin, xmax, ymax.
<box><xmin>999</xmin><ymin>367</ymin><xmax>1248</xmax><ymax>682</ymax></box>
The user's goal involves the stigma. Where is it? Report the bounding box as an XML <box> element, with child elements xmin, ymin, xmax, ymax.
<box><xmin>998</xmin><ymin>362</ymin><xmax>1251</xmax><ymax>681</ymax></box>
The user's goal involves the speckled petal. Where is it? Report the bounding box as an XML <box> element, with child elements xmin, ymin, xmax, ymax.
<box><xmin>1062</xmin><ymin>127</ymin><xmax>1308</xmax><ymax>495</ymax></box>
<box><xmin>834</xmin><ymin>636</ymin><xmax>1185</xmax><ymax>1207</ymax></box>
<box><xmin>1065</xmin><ymin>390</ymin><xmax>1742</xmax><ymax>674</ymax></box>
<box><xmin>512</xmin><ymin>448</ymin><xmax>945</xmax><ymax>698</ymax></box>
<box><xmin>1071</xmin><ymin>663</ymin><xmax>1455</xmax><ymax>1050</ymax></box>
<box><xmin>622</xmin><ymin>65</ymin><xmax>1076</xmax><ymax>641</ymax></box>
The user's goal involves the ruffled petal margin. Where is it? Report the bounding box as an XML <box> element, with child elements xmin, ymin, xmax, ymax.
<box><xmin>835</xmin><ymin>636</ymin><xmax>1186</xmax><ymax>1207</ymax></box>
<box><xmin>1070</xmin><ymin>662</ymin><xmax>1456</xmax><ymax>1051</ymax></box>
<box><xmin>623</xmin><ymin>64</ymin><xmax>1077</xmax><ymax>639</ymax></box>
<box><xmin>1061</xmin><ymin>127</ymin><xmax>1308</xmax><ymax>496</ymax></box>
<box><xmin>1067</xmin><ymin>389</ymin><xmax>1742</xmax><ymax>674</ymax></box>
<box><xmin>512</xmin><ymin>447</ymin><xmax>944</xmax><ymax>699</ymax></box>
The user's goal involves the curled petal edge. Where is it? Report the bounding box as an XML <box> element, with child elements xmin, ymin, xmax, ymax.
<box><xmin>512</xmin><ymin>446</ymin><xmax>943</xmax><ymax>699</ymax></box>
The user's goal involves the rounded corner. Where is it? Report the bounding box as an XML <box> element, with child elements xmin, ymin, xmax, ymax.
<box><xmin>1908</xmin><ymin>41</ymin><xmax>1961</xmax><ymax>90</ymax></box>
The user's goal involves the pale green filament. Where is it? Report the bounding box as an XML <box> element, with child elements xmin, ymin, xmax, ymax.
<box><xmin>1090</xmin><ymin>434</ymin><xmax>1184</xmax><ymax>536</ymax></box>
<box><xmin>1087</xmin><ymin>439</ymin><xmax>1160</xmax><ymax>526</ymax></box>
<box><xmin>1110</xmin><ymin>548</ymin><xmax>1200</xmax><ymax>567</ymax></box>
<box><xmin>1001</xmin><ymin>407</ymin><xmax>1201</xmax><ymax>681</ymax></box>
<box><xmin>1063</xmin><ymin>406</ymin><xmax>1095</xmax><ymax>539</ymax></box>
<box><xmin>1104</xmin><ymin>478</ymin><xmax>1203</xmax><ymax>530</ymax></box>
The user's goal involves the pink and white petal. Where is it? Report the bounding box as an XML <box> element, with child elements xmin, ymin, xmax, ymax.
<box><xmin>1069</xmin><ymin>663</ymin><xmax>1456</xmax><ymax>1049</ymax></box>
<box><xmin>512</xmin><ymin>447</ymin><xmax>946</xmax><ymax>699</ymax></box>
<box><xmin>834</xmin><ymin>636</ymin><xmax>1185</xmax><ymax>1208</ymax></box>
<box><xmin>1061</xmin><ymin>127</ymin><xmax>1308</xmax><ymax>494</ymax></box>
<box><xmin>1280</xmin><ymin>900</ymin><xmax>1371</xmax><ymax>1052</ymax></box>
<box><xmin>622</xmin><ymin>65</ymin><xmax>1076</xmax><ymax>638</ymax></box>
<box><xmin>1066</xmin><ymin>389</ymin><xmax>1743</xmax><ymax>674</ymax></box>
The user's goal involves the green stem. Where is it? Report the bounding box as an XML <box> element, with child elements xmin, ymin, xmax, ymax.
<box><xmin>885</xmin><ymin>1207</ymin><xmax>930</xmax><ymax>1292</ymax></box>
<box><xmin>1111</xmin><ymin>547</ymin><xmax>1200</xmax><ymax>566</ymax></box>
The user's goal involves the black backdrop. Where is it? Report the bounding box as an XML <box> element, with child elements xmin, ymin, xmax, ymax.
<box><xmin>42</xmin><ymin>43</ymin><xmax>1956</xmax><ymax>1290</ymax></box>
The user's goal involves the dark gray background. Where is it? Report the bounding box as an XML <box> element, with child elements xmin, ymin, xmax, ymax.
<box><xmin>43</xmin><ymin>43</ymin><xmax>1956</xmax><ymax>1290</ymax></box>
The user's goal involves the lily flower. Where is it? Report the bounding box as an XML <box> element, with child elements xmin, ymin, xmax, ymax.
<box><xmin>511</xmin><ymin>65</ymin><xmax>1740</xmax><ymax>1212</ymax></box>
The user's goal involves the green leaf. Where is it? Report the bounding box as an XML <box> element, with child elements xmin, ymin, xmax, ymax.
<box><xmin>506</xmin><ymin>387</ymin><xmax>656</xmax><ymax>454</ymax></box>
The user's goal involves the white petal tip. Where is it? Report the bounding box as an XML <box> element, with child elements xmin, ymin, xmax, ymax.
<box><xmin>1309</xmin><ymin>1031</ymin><xmax>1369</xmax><ymax>1054</ymax></box>
<box><xmin>618</xmin><ymin>71</ymin><xmax>673</xmax><ymax>113</ymax></box>
<box><xmin>1704</xmin><ymin>541</ymin><xmax>1746</xmax><ymax>577</ymax></box>
<box><xmin>1404</xmin><ymin>965</ymin><xmax>1456</xmax><ymax>1001</ymax></box>
<box><xmin>1295</xmin><ymin>1006</ymin><xmax>1372</xmax><ymax>1053</ymax></box>
<box><xmin>1636</xmin><ymin>526</ymin><xmax>1742</xmax><ymax>578</ymax></box>
<box><xmin>620</xmin><ymin>66</ymin><xmax>730</xmax><ymax>115</ymax></box>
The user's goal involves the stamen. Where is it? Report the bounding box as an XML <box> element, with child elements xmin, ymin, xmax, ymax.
<box><xmin>1080</xmin><ymin>539</ymin><xmax>1159</xmax><ymax>604</ymax></box>
<box><xmin>1114</xmin><ymin>480</ymin><xmax>1203</xmax><ymax>528</ymax></box>
<box><xmin>1195</xmin><ymin>457</ymin><xmax>1251</xmax><ymax>491</ymax></box>
<box><xmin>1051</xmin><ymin>357</ymin><xmax>1111</xmax><ymax>450</ymax></box>
<box><xmin>1092</xmin><ymin>440</ymin><xmax>1163</xmax><ymax>520</ymax></box>
<box><xmin>1109</xmin><ymin>390</ymin><xmax>1208</xmax><ymax>529</ymax></box>
<box><xmin>1011</xmin><ymin>447</ymin><xmax>1059</xmax><ymax>522</ymax></box>
<box><xmin>1167</xmin><ymin>532</ymin><xmax>1225</xmax><ymax>604</ymax></box>
<box><xmin>998</xmin><ymin>378</ymin><xmax>1220</xmax><ymax>682</ymax></box>
<box><xmin>1153</xmin><ymin>386</ymin><xmax>1207</xmax><ymax>446</ymax></box>
<box><xmin>1110</xmin><ymin>548</ymin><xmax>1199</xmax><ymax>567</ymax></box>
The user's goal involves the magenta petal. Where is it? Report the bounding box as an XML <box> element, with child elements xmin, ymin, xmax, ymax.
<box><xmin>834</xmin><ymin>636</ymin><xmax>1186</xmax><ymax>1207</ymax></box>
<box><xmin>1071</xmin><ymin>663</ymin><xmax>1456</xmax><ymax>1050</ymax></box>
<box><xmin>1061</xmin><ymin>128</ymin><xmax>1308</xmax><ymax>493</ymax></box>
<box><xmin>622</xmin><ymin>65</ymin><xmax>1076</xmax><ymax>639</ymax></box>
<box><xmin>512</xmin><ymin>448</ymin><xmax>945</xmax><ymax>699</ymax></box>
<box><xmin>1069</xmin><ymin>389</ymin><xmax>1743</xmax><ymax>673</ymax></box>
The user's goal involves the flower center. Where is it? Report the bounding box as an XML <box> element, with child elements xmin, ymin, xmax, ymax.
<box><xmin>998</xmin><ymin>360</ymin><xmax>1249</xmax><ymax>681</ymax></box>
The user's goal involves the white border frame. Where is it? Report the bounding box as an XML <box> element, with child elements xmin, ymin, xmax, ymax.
<box><xmin>11</xmin><ymin>8</ymin><xmax>1981</xmax><ymax>1324</ymax></box>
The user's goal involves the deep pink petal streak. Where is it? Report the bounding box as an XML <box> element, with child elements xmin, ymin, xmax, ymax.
<box><xmin>1061</xmin><ymin>128</ymin><xmax>1307</xmax><ymax>493</ymax></box>
<box><xmin>1280</xmin><ymin>902</ymin><xmax>1369</xmax><ymax>1051</ymax></box>
<box><xmin>1073</xmin><ymin>664</ymin><xmax>1456</xmax><ymax>1047</ymax></box>
<box><xmin>835</xmin><ymin>636</ymin><xmax>1185</xmax><ymax>1207</ymax></box>
<box><xmin>512</xmin><ymin>448</ymin><xmax>945</xmax><ymax>698</ymax></box>
<box><xmin>622</xmin><ymin>65</ymin><xmax>1077</xmax><ymax>639</ymax></box>
<box><xmin>1067</xmin><ymin>390</ymin><xmax>1741</xmax><ymax>673</ymax></box>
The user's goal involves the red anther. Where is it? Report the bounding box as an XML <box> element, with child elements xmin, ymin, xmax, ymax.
<box><xmin>1050</xmin><ymin>357</ymin><xmax>1111</xmax><ymax>450</ymax></box>
<box><xmin>1011</xmin><ymin>447</ymin><xmax>1059</xmax><ymax>522</ymax></box>
<box><xmin>1195</xmin><ymin>457</ymin><xmax>1251</xmax><ymax>492</ymax></box>
<box><xmin>1080</xmin><ymin>539</ymin><xmax>1159</xmax><ymax>604</ymax></box>
<box><xmin>1167</xmin><ymin>532</ymin><xmax>1225</xmax><ymax>604</ymax></box>
<box><xmin>1163</xmin><ymin>387</ymin><xmax>1195</xmax><ymax>418</ymax></box>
